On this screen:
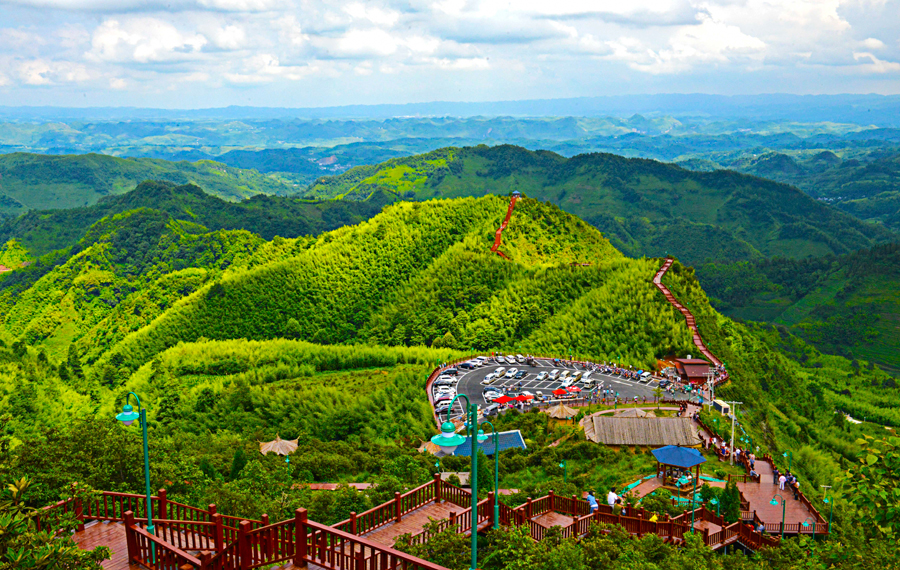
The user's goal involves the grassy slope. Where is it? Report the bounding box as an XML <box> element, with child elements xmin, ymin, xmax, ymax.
<box><xmin>304</xmin><ymin>145</ymin><xmax>894</xmax><ymax>265</ymax></box>
<box><xmin>0</xmin><ymin>152</ymin><xmax>300</xmax><ymax>216</ymax></box>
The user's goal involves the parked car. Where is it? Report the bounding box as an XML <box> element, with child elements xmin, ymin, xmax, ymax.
<box><xmin>444</xmin><ymin>368</ymin><xmax>458</xmax><ymax>376</ymax></box>
<box><xmin>484</xmin><ymin>404</ymin><xmax>501</xmax><ymax>416</ymax></box>
<box><xmin>433</xmin><ymin>379</ymin><xmax>453</xmax><ymax>387</ymax></box>
<box><xmin>494</xmin><ymin>367</ymin><xmax>506</xmax><ymax>376</ymax></box>
<box><xmin>505</xmin><ymin>368</ymin><xmax>518</xmax><ymax>378</ymax></box>
<box><xmin>640</xmin><ymin>371</ymin><xmax>653</xmax><ymax>383</ymax></box>
<box><xmin>548</xmin><ymin>369</ymin><xmax>560</xmax><ymax>380</ymax></box>
<box><xmin>515</xmin><ymin>354</ymin><xmax>525</xmax><ymax>363</ymax></box>
<box><xmin>435</xmin><ymin>395</ymin><xmax>454</xmax><ymax>404</ymax></box>
<box><xmin>571</xmin><ymin>370</ymin><xmax>583</xmax><ymax>381</ymax></box>
<box><xmin>559</xmin><ymin>370</ymin><xmax>570</xmax><ymax>380</ymax></box>
<box><xmin>482</xmin><ymin>373</ymin><xmax>498</xmax><ymax>385</ymax></box>
<box><xmin>458</xmin><ymin>362</ymin><xmax>475</xmax><ymax>370</ymax></box>
<box><xmin>434</xmin><ymin>404</ymin><xmax>450</xmax><ymax>414</ymax></box>
<box><xmin>561</xmin><ymin>378</ymin><xmax>575</xmax><ymax>388</ymax></box>
<box><xmin>659</xmin><ymin>379</ymin><xmax>671</xmax><ymax>388</ymax></box>
<box><xmin>514</xmin><ymin>370</ymin><xmax>528</xmax><ymax>379</ymax></box>
<box><xmin>496</xmin><ymin>356</ymin><xmax>507</xmax><ymax>364</ymax></box>
<box><xmin>535</xmin><ymin>371</ymin><xmax>548</xmax><ymax>381</ymax></box>
<box><xmin>475</xmin><ymin>356</ymin><xmax>488</xmax><ymax>366</ymax></box>
<box><xmin>581</xmin><ymin>371</ymin><xmax>593</xmax><ymax>383</ymax></box>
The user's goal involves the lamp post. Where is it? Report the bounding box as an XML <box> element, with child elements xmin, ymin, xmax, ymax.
<box><xmin>559</xmin><ymin>460</ymin><xmax>567</xmax><ymax>483</ymax></box>
<box><xmin>430</xmin><ymin>394</ymin><xmax>480</xmax><ymax>570</ymax></box>
<box><xmin>615</xmin><ymin>392</ymin><xmax>619</xmax><ymax>410</ymax></box>
<box><xmin>726</xmin><ymin>401</ymin><xmax>742</xmax><ymax>465</ymax></box>
<box><xmin>821</xmin><ymin>485</ymin><xmax>834</xmax><ymax>534</ymax></box>
<box><xmin>476</xmin><ymin>423</ymin><xmax>501</xmax><ymax>530</ymax></box>
<box><xmin>709</xmin><ymin>497</ymin><xmax>720</xmax><ymax>517</ymax></box>
<box><xmin>801</xmin><ymin>516</ymin><xmax>816</xmax><ymax>541</ymax></box>
<box><xmin>770</xmin><ymin>494</ymin><xmax>787</xmax><ymax>540</ymax></box>
<box><xmin>116</xmin><ymin>392</ymin><xmax>155</xmax><ymax>563</ymax></box>
<box><xmin>689</xmin><ymin>469</ymin><xmax>699</xmax><ymax>533</ymax></box>
<box><xmin>783</xmin><ymin>451</ymin><xmax>793</xmax><ymax>472</ymax></box>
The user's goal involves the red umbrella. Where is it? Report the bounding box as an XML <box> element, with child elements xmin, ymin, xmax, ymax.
<box><xmin>514</xmin><ymin>394</ymin><xmax>533</xmax><ymax>401</ymax></box>
<box><xmin>493</xmin><ymin>395</ymin><xmax>514</xmax><ymax>404</ymax></box>
<box><xmin>567</xmin><ymin>386</ymin><xmax>582</xmax><ymax>393</ymax></box>
<box><xmin>552</xmin><ymin>388</ymin><xmax>569</xmax><ymax>396</ymax></box>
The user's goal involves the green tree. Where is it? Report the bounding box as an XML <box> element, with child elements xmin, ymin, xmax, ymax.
<box><xmin>840</xmin><ymin>436</ymin><xmax>900</xmax><ymax>537</ymax></box>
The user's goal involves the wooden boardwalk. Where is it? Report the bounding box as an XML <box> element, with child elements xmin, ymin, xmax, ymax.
<box><xmin>363</xmin><ymin>502</ymin><xmax>460</xmax><ymax>547</ymax></box>
<box><xmin>532</xmin><ymin>511</ymin><xmax>574</xmax><ymax>529</ymax></box>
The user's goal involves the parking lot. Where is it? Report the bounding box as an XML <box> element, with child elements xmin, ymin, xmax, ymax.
<box><xmin>431</xmin><ymin>355</ymin><xmax>691</xmax><ymax>420</ymax></box>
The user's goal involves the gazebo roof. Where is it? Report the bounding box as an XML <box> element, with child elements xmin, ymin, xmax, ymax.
<box><xmin>545</xmin><ymin>403</ymin><xmax>578</xmax><ymax>419</ymax></box>
<box><xmin>651</xmin><ymin>445</ymin><xmax>706</xmax><ymax>468</ymax></box>
<box><xmin>259</xmin><ymin>435</ymin><xmax>298</xmax><ymax>456</ymax></box>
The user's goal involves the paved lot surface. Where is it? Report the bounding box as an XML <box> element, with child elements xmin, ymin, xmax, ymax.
<box><xmin>433</xmin><ymin>357</ymin><xmax>690</xmax><ymax>420</ymax></box>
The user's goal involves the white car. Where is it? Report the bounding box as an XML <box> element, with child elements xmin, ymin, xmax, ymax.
<box><xmin>494</xmin><ymin>367</ymin><xmax>506</xmax><ymax>377</ymax></box>
<box><xmin>496</xmin><ymin>356</ymin><xmax>507</xmax><ymax>364</ymax></box>
<box><xmin>559</xmin><ymin>370</ymin><xmax>570</xmax><ymax>380</ymax></box>
<box><xmin>516</xmin><ymin>354</ymin><xmax>525</xmax><ymax>363</ymax></box>
<box><xmin>561</xmin><ymin>378</ymin><xmax>574</xmax><ymax>388</ymax></box>
<box><xmin>438</xmin><ymin>375</ymin><xmax>458</xmax><ymax>383</ymax></box>
<box><xmin>535</xmin><ymin>371</ymin><xmax>548</xmax><ymax>381</ymax></box>
<box><xmin>482</xmin><ymin>373</ymin><xmax>498</xmax><ymax>385</ymax></box>
<box><xmin>435</xmin><ymin>386</ymin><xmax>456</xmax><ymax>396</ymax></box>
<box><xmin>548</xmin><ymin>369</ymin><xmax>560</xmax><ymax>380</ymax></box>
<box><xmin>505</xmin><ymin>368</ymin><xmax>518</xmax><ymax>378</ymax></box>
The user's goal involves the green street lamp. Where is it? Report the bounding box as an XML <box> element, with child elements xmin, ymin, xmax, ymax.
<box><xmin>783</xmin><ymin>451</ymin><xmax>793</xmax><ymax>471</ymax></box>
<box><xmin>709</xmin><ymin>496</ymin><xmax>720</xmax><ymax>517</ymax></box>
<box><xmin>559</xmin><ymin>460</ymin><xmax>567</xmax><ymax>483</ymax></box>
<box><xmin>431</xmin><ymin>395</ymin><xmax>480</xmax><ymax>570</ymax></box>
<box><xmin>615</xmin><ymin>392</ymin><xmax>619</xmax><ymax>410</ymax></box>
<box><xmin>770</xmin><ymin>494</ymin><xmax>787</xmax><ymax>540</ymax></box>
<box><xmin>476</xmin><ymin>424</ymin><xmax>501</xmax><ymax>530</ymax></box>
<box><xmin>689</xmin><ymin>472</ymin><xmax>699</xmax><ymax>533</ymax></box>
<box><xmin>116</xmin><ymin>392</ymin><xmax>155</xmax><ymax>562</ymax></box>
<box><xmin>801</xmin><ymin>516</ymin><xmax>816</xmax><ymax>541</ymax></box>
<box><xmin>822</xmin><ymin>485</ymin><xmax>834</xmax><ymax>533</ymax></box>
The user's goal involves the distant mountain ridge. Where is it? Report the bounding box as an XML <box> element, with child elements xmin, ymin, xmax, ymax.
<box><xmin>305</xmin><ymin>144</ymin><xmax>896</xmax><ymax>265</ymax></box>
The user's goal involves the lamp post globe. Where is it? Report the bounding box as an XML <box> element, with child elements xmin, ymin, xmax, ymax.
<box><xmin>116</xmin><ymin>404</ymin><xmax>139</xmax><ymax>427</ymax></box>
<box><xmin>431</xmin><ymin>421</ymin><xmax>466</xmax><ymax>454</ymax></box>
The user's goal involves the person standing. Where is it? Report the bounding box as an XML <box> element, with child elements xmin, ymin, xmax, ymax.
<box><xmin>778</xmin><ymin>474</ymin><xmax>787</xmax><ymax>491</ymax></box>
<box><xmin>587</xmin><ymin>491</ymin><xmax>599</xmax><ymax>513</ymax></box>
<box><xmin>607</xmin><ymin>487</ymin><xmax>618</xmax><ymax>507</ymax></box>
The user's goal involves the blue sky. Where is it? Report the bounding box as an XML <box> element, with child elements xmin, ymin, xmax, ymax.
<box><xmin>0</xmin><ymin>0</ymin><xmax>898</xmax><ymax>108</ymax></box>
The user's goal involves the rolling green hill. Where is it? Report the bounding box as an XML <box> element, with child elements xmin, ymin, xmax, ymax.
<box><xmin>696</xmin><ymin>242</ymin><xmax>900</xmax><ymax>375</ymax></box>
<box><xmin>304</xmin><ymin>145</ymin><xmax>894</xmax><ymax>265</ymax></box>
<box><xmin>0</xmin><ymin>152</ymin><xmax>302</xmax><ymax>216</ymax></box>
<box><xmin>0</xmin><ymin>180</ymin><xmax>392</xmax><ymax>258</ymax></box>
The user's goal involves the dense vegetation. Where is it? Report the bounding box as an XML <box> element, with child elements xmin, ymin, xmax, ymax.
<box><xmin>304</xmin><ymin>145</ymin><xmax>894</xmax><ymax>266</ymax></box>
<box><xmin>0</xmin><ymin>180</ymin><xmax>391</xmax><ymax>258</ymax></box>
<box><xmin>0</xmin><ymin>152</ymin><xmax>301</xmax><ymax>216</ymax></box>
<box><xmin>696</xmin><ymin>242</ymin><xmax>900</xmax><ymax>374</ymax></box>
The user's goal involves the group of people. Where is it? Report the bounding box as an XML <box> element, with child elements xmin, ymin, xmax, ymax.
<box><xmin>585</xmin><ymin>488</ymin><xmax>661</xmax><ymax>522</ymax></box>
<box><xmin>774</xmin><ymin>467</ymin><xmax>801</xmax><ymax>500</ymax></box>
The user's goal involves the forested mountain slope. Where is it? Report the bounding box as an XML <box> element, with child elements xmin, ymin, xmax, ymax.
<box><xmin>304</xmin><ymin>145</ymin><xmax>894</xmax><ymax>265</ymax></box>
<box><xmin>696</xmin><ymin>242</ymin><xmax>900</xmax><ymax>375</ymax></box>
<box><xmin>0</xmin><ymin>152</ymin><xmax>301</xmax><ymax>216</ymax></box>
<box><xmin>0</xmin><ymin>180</ymin><xmax>391</xmax><ymax>257</ymax></box>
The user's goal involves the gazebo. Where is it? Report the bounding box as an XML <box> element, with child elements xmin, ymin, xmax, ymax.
<box><xmin>651</xmin><ymin>445</ymin><xmax>706</xmax><ymax>493</ymax></box>
<box><xmin>259</xmin><ymin>435</ymin><xmax>298</xmax><ymax>456</ymax></box>
<box><xmin>545</xmin><ymin>402</ymin><xmax>578</xmax><ymax>420</ymax></box>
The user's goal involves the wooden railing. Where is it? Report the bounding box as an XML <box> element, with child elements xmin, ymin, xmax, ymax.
<box><xmin>124</xmin><ymin>511</ymin><xmax>204</xmax><ymax>570</ymax></box>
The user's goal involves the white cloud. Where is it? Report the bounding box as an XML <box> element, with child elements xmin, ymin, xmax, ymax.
<box><xmin>606</xmin><ymin>13</ymin><xmax>766</xmax><ymax>73</ymax></box>
<box><xmin>861</xmin><ymin>37</ymin><xmax>886</xmax><ymax>50</ymax></box>
<box><xmin>207</xmin><ymin>24</ymin><xmax>247</xmax><ymax>50</ymax></box>
<box><xmin>89</xmin><ymin>18</ymin><xmax>207</xmax><ymax>63</ymax></box>
<box><xmin>853</xmin><ymin>51</ymin><xmax>900</xmax><ymax>73</ymax></box>
<box><xmin>110</xmin><ymin>77</ymin><xmax>127</xmax><ymax>88</ymax></box>
<box><xmin>18</xmin><ymin>58</ymin><xmax>90</xmax><ymax>84</ymax></box>
<box><xmin>343</xmin><ymin>3</ymin><xmax>400</xmax><ymax>27</ymax></box>
<box><xmin>318</xmin><ymin>28</ymin><xmax>399</xmax><ymax>59</ymax></box>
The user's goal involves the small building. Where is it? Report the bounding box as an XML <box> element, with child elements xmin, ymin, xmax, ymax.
<box><xmin>581</xmin><ymin>416</ymin><xmax>701</xmax><ymax>447</ymax></box>
<box><xmin>674</xmin><ymin>358</ymin><xmax>711</xmax><ymax>384</ymax></box>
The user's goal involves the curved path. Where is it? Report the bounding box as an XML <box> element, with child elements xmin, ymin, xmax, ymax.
<box><xmin>653</xmin><ymin>258</ymin><xmax>723</xmax><ymax>369</ymax></box>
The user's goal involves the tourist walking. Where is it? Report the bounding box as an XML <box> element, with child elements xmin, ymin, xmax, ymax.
<box><xmin>778</xmin><ymin>474</ymin><xmax>787</xmax><ymax>490</ymax></box>
<box><xmin>607</xmin><ymin>487</ymin><xmax>618</xmax><ymax>507</ymax></box>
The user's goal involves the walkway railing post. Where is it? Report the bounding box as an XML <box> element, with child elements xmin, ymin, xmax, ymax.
<box><xmin>261</xmin><ymin>514</ymin><xmax>272</xmax><ymax>560</ymax></box>
<box><xmin>434</xmin><ymin>473</ymin><xmax>442</xmax><ymax>503</ymax></box>
<box><xmin>527</xmin><ymin>497</ymin><xmax>533</xmax><ymax>519</ymax></box>
<box><xmin>355</xmin><ymin>550</ymin><xmax>365</xmax><ymax>570</ymax></box>
<box><xmin>74</xmin><ymin>497</ymin><xmax>85</xmax><ymax>532</ymax></box>
<box><xmin>395</xmin><ymin>492</ymin><xmax>402</xmax><ymax>522</ymax></box>
<box><xmin>157</xmin><ymin>489</ymin><xmax>168</xmax><ymax>521</ymax></box>
<box><xmin>124</xmin><ymin>511</ymin><xmax>137</xmax><ymax>565</ymax></box>
<box><xmin>212</xmin><ymin>513</ymin><xmax>224</xmax><ymax>552</ymax></box>
<box><xmin>294</xmin><ymin>508</ymin><xmax>308</xmax><ymax>568</ymax></box>
<box><xmin>350</xmin><ymin>512</ymin><xmax>357</xmax><ymax>535</ymax></box>
<box><xmin>238</xmin><ymin>520</ymin><xmax>252</xmax><ymax>570</ymax></box>
<box><xmin>549</xmin><ymin>490</ymin><xmax>555</xmax><ymax>512</ymax></box>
